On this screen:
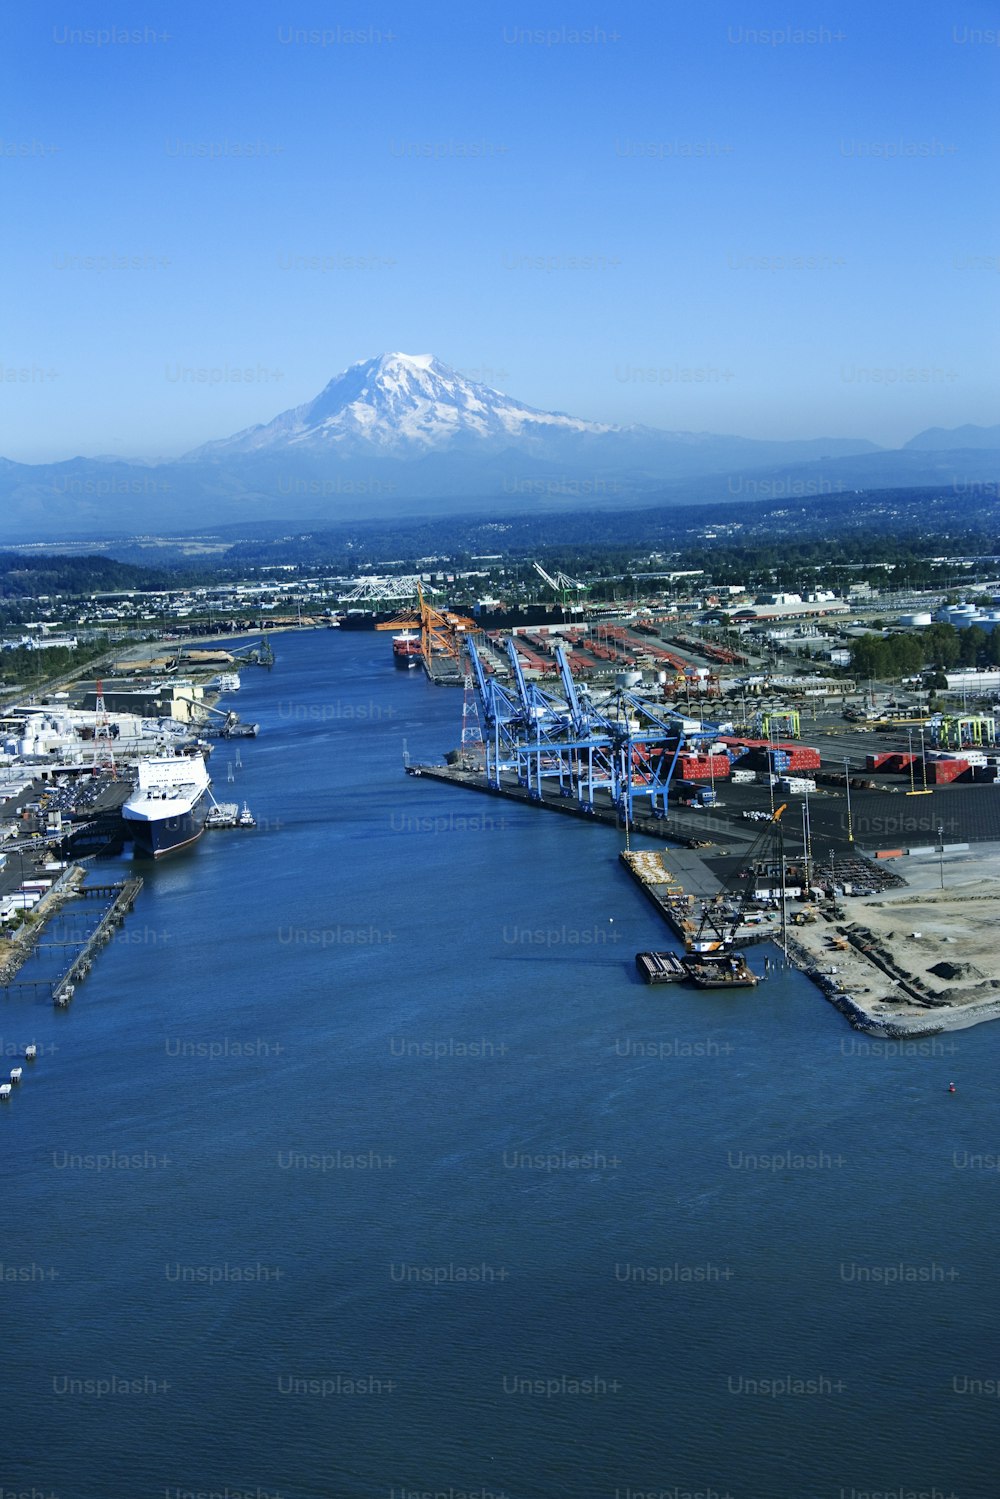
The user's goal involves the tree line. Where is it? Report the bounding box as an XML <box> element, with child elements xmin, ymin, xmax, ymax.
<box><xmin>850</xmin><ymin>622</ymin><xmax>1000</xmax><ymax>682</ymax></box>
<box><xmin>0</xmin><ymin>636</ymin><xmax>111</xmax><ymax>688</ymax></box>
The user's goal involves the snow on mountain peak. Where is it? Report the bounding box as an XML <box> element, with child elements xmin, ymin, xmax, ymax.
<box><xmin>383</xmin><ymin>351</ymin><xmax>434</xmax><ymax>369</ymax></box>
<box><xmin>187</xmin><ymin>352</ymin><xmax>616</xmax><ymax>458</ymax></box>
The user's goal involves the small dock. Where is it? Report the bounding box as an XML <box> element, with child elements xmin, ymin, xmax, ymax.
<box><xmin>74</xmin><ymin>880</ymin><xmax>142</xmax><ymax>902</ymax></box>
<box><xmin>52</xmin><ymin>877</ymin><xmax>144</xmax><ymax>1007</ymax></box>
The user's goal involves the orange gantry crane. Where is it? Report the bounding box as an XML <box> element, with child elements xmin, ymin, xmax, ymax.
<box><xmin>416</xmin><ymin>583</ymin><xmax>476</xmax><ymax>673</ymax></box>
<box><xmin>375</xmin><ymin>585</ymin><xmax>475</xmax><ymax>675</ymax></box>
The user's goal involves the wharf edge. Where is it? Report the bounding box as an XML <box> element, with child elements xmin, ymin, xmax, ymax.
<box><xmin>404</xmin><ymin>762</ymin><xmax>1000</xmax><ymax>1037</ymax></box>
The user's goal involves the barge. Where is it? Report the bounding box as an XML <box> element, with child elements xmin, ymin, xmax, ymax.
<box><xmin>635</xmin><ymin>950</ymin><xmax>687</xmax><ymax>984</ymax></box>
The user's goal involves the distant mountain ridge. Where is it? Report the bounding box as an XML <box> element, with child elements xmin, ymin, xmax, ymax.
<box><xmin>0</xmin><ymin>352</ymin><xmax>997</xmax><ymax>539</ymax></box>
<box><xmin>903</xmin><ymin>423</ymin><xmax>1000</xmax><ymax>451</ymax></box>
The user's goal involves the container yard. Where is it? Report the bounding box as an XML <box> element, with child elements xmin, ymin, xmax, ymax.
<box><xmin>403</xmin><ymin>616</ymin><xmax>1000</xmax><ymax>1034</ymax></box>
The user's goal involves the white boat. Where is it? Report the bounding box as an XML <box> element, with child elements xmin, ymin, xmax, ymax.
<box><xmin>122</xmin><ymin>754</ymin><xmax>211</xmax><ymax>857</ymax></box>
<box><xmin>206</xmin><ymin>802</ymin><xmax>239</xmax><ymax>828</ymax></box>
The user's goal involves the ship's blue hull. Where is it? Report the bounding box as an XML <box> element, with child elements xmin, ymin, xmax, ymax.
<box><xmin>126</xmin><ymin>800</ymin><xmax>208</xmax><ymax>858</ymax></box>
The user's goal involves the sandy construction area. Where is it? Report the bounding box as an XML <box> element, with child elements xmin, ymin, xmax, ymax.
<box><xmin>788</xmin><ymin>843</ymin><xmax>1000</xmax><ymax>1034</ymax></box>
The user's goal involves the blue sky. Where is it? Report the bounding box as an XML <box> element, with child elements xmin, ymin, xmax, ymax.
<box><xmin>2</xmin><ymin>0</ymin><xmax>998</xmax><ymax>461</ymax></box>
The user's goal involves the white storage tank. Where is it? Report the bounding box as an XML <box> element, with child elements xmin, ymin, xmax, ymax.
<box><xmin>898</xmin><ymin>612</ymin><xmax>932</xmax><ymax>628</ymax></box>
<box><xmin>938</xmin><ymin>604</ymin><xmax>980</xmax><ymax>627</ymax></box>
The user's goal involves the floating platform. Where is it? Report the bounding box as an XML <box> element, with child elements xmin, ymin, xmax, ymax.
<box><xmin>636</xmin><ymin>951</ymin><xmax>686</xmax><ymax>984</ymax></box>
<box><xmin>680</xmin><ymin>951</ymin><xmax>758</xmax><ymax>989</ymax></box>
<box><xmin>635</xmin><ymin>947</ymin><xmax>758</xmax><ymax>988</ymax></box>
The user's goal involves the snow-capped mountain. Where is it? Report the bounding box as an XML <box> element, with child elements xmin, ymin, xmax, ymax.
<box><xmin>3</xmin><ymin>351</ymin><xmax>996</xmax><ymax>540</ymax></box>
<box><xmin>187</xmin><ymin>352</ymin><xmax>617</xmax><ymax>458</ymax></box>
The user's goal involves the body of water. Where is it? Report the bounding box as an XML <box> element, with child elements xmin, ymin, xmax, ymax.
<box><xmin>2</xmin><ymin>629</ymin><xmax>997</xmax><ymax>1498</ymax></box>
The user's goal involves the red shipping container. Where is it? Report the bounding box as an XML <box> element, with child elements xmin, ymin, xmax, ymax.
<box><xmin>925</xmin><ymin>759</ymin><xmax>968</xmax><ymax>784</ymax></box>
<box><xmin>678</xmin><ymin>754</ymin><xmax>731</xmax><ymax>781</ymax></box>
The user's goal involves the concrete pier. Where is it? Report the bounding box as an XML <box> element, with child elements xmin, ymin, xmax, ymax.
<box><xmin>617</xmin><ymin>848</ymin><xmax>782</xmax><ymax>950</ymax></box>
<box><xmin>406</xmin><ymin>762</ymin><xmax>752</xmax><ymax>852</ymax></box>
<box><xmin>52</xmin><ymin>877</ymin><xmax>144</xmax><ymax>1006</ymax></box>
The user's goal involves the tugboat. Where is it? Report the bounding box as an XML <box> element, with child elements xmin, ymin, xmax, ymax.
<box><xmin>237</xmin><ymin>803</ymin><xmax>256</xmax><ymax>828</ymax></box>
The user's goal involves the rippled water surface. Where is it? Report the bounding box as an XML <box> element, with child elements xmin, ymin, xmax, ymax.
<box><xmin>2</xmin><ymin>629</ymin><xmax>997</xmax><ymax>1498</ymax></box>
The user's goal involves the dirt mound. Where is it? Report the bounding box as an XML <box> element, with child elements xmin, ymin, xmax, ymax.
<box><xmin>928</xmin><ymin>960</ymin><xmax>985</xmax><ymax>982</ymax></box>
